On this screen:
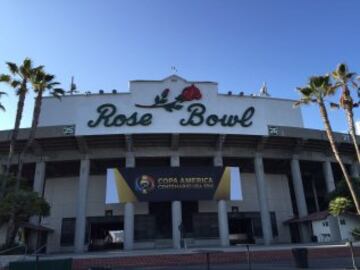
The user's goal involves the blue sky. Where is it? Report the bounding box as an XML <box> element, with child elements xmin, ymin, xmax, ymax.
<box><xmin>1</xmin><ymin>0</ymin><xmax>360</xmax><ymax>132</ymax></box>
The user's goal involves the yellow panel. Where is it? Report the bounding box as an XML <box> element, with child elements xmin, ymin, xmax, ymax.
<box><xmin>114</xmin><ymin>169</ymin><xmax>138</xmax><ymax>203</ymax></box>
<box><xmin>214</xmin><ymin>167</ymin><xmax>230</xmax><ymax>200</ymax></box>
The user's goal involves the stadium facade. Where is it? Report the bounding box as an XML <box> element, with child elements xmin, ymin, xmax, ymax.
<box><xmin>0</xmin><ymin>75</ymin><xmax>359</xmax><ymax>254</ymax></box>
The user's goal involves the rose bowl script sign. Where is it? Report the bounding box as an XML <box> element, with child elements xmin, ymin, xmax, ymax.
<box><xmin>106</xmin><ymin>167</ymin><xmax>242</xmax><ymax>203</ymax></box>
<box><xmin>87</xmin><ymin>86</ymin><xmax>255</xmax><ymax>129</ymax></box>
<box><xmin>38</xmin><ymin>75</ymin><xmax>304</xmax><ymax>135</ymax></box>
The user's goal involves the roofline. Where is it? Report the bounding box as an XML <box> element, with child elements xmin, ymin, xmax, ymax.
<box><xmin>130</xmin><ymin>74</ymin><xmax>218</xmax><ymax>85</ymax></box>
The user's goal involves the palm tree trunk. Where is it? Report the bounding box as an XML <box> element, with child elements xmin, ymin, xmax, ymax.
<box><xmin>345</xmin><ymin>107</ymin><xmax>360</xmax><ymax>164</ymax></box>
<box><xmin>5</xmin><ymin>213</ymin><xmax>17</xmax><ymax>247</ymax></box>
<box><xmin>7</xmin><ymin>92</ymin><xmax>44</xmax><ymax>248</ymax></box>
<box><xmin>15</xmin><ymin>90</ymin><xmax>43</xmax><ymax>190</ymax></box>
<box><xmin>0</xmin><ymin>86</ymin><xmax>26</xmax><ymax>197</ymax></box>
<box><xmin>318</xmin><ymin>100</ymin><xmax>360</xmax><ymax>214</ymax></box>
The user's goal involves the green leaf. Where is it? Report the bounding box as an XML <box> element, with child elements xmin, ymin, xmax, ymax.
<box><xmin>161</xmin><ymin>88</ymin><xmax>169</xmax><ymax>98</ymax></box>
<box><xmin>44</xmin><ymin>74</ymin><xmax>55</xmax><ymax>82</ymax></box>
<box><xmin>337</xmin><ymin>63</ymin><xmax>347</xmax><ymax>76</ymax></box>
<box><xmin>0</xmin><ymin>74</ymin><xmax>11</xmax><ymax>82</ymax></box>
<box><xmin>329</xmin><ymin>197</ymin><xmax>352</xmax><ymax>216</ymax></box>
<box><xmin>52</xmin><ymin>88</ymin><xmax>65</xmax><ymax>95</ymax></box>
<box><xmin>23</xmin><ymin>58</ymin><xmax>32</xmax><ymax>71</ymax></box>
<box><xmin>174</xmin><ymin>104</ymin><xmax>183</xmax><ymax>110</ymax></box>
<box><xmin>155</xmin><ymin>95</ymin><xmax>160</xmax><ymax>104</ymax></box>
<box><xmin>297</xmin><ymin>87</ymin><xmax>313</xmax><ymax>97</ymax></box>
<box><xmin>310</xmin><ymin>76</ymin><xmax>325</xmax><ymax>88</ymax></box>
<box><xmin>164</xmin><ymin>106</ymin><xmax>172</xmax><ymax>112</ymax></box>
<box><xmin>11</xmin><ymin>80</ymin><xmax>21</xmax><ymax>88</ymax></box>
<box><xmin>6</xmin><ymin>62</ymin><xmax>18</xmax><ymax>75</ymax></box>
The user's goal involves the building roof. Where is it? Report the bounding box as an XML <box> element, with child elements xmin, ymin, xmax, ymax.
<box><xmin>20</xmin><ymin>222</ymin><xmax>54</xmax><ymax>232</ymax></box>
<box><xmin>284</xmin><ymin>211</ymin><xmax>330</xmax><ymax>224</ymax></box>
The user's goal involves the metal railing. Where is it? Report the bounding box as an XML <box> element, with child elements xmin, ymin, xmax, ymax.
<box><xmin>0</xmin><ymin>244</ymin><xmax>27</xmax><ymax>256</ymax></box>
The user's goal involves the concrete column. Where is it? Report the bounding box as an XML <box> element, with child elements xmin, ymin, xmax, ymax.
<box><xmin>30</xmin><ymin>161</ymin><xmax>46</xmax><ymax>225</ymax></box>
<box><xmin>217</xmin><ymin>200</ymin><xmax>230</xmax><ymax>246</ymax></box>
<box><xmin>290</xmin><ymin>156</ymin><xmax>310</xmax><ymax>242</ymax></box>
<box><xmin>124</xmin><ymin>202</ymin><xmax>134</xmax><ymax>250</ymax></box>
<box><xmin>74</xmin><ymin>159</ymin><xmax>90</xmax><ymax>253</ymax></box>
<box><xmin>124</xmin><ymin>154</ymin><xmax>135</xmax><ymax>250</ymax></box>
<box><xmin>33</xmin><ymin>161</ymin><xmax>46</xmax><ymax>196</ymax></box>
<box><xmin>351</xmin><ymin>162</ymin><xmax>360</xmax><ymax>178</ymax></box>
<box><xmin>323</xmin><ymin>160</ymin><xmax>336</xmax><ymax>192</ymax></box>
<box><xmin>254</xmin><ymin>153</ymin><xmax>273</xmax><ymax>245</ymax></box>
<box><xmin>214</xmin><ymin>154</ymin><xmax>229</xmax><ymax>246</ymax></box>
<box><xmin>171</xmin><ymin>154</ymin><xmax>182</xmax><ymax>249</ymax></box>
<box><xmin>323</xmin><ymin>160</ymin><xmax>341</xmax><ymax>242</ymax></box>
<box><xmin>172</xmin><ymin>201</ymin><xmax>182</xmax><ymax>249</ymax></box>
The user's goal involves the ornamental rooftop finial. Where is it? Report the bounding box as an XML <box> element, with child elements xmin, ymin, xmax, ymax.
<box><xmin>259</xmin><ymin>82</ymin><xmax>270</xmax><ymax>97</ymax></box>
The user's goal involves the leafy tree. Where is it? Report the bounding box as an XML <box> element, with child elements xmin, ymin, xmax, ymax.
<box><xmin>295</xmin><ymin>75</ymin><xmax>360</xmax><ymax>214</ymax></box>
<box><xmin>0</xmin><ymin>173</ymin><xmax>50</xmax><ymax>247</ymax></box>
<box><xmin>327</xmin><ymin>177</ymin><xmax>360</xmax><ymax>215</ymax></box>
<box><xmin>330</xmin><ymin>63</ymin><xmax>360</xmax><ymax>164</ymax></box>
<box><xmin>0</xmin><ymin>59</ymin><xmax>42</xmax><ymax>197</ymax></box>
<box><xmin>329</xmin><ymin>197</ymin><xmax>352</xmax><ymax>216</ymax></box>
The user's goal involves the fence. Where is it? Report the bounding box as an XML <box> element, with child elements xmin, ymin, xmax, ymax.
<box><xmin>1</xmin><ymin>243</ymin><xmax>359</xmax><ymax>270</ymax></box>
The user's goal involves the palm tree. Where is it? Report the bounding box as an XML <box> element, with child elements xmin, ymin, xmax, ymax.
<box><xmin>295</xmin><ymin>75</ymin><xmax>360</xmax><ymax>214</ymax></box>
<box><xmin>330</xmin><ymin>63</ymin><xmax>360</xmax><ymax>164</ymax></box>
<box><xmin>0</xmin><ymin>91</ymin><xmax>6</xmax><ymax>111</ymax></box>
<box><xmin>0</xmin><ymin>59</ymin><xmax>41</xmax><ymax>197</ymax></box>
<box><xmin>5</xmin><ymin>70</ymin><xmax>64</xmax><ymax>247</ymax></box>
<box><xmin>14</xmin><ymin>69</ymin><xmax>64</xmax><ymax>188</ymax></box>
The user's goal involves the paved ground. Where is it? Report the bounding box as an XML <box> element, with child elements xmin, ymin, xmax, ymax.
<box><xmin>109</xmin><ymin>257</ymin><xmax>359</xmax><ymax>270</ymax></box>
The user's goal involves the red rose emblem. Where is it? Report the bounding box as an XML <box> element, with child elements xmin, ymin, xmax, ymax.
<box><xmin>181</xmin><ymin>84</ymin><xmax>202</xmax><ymax>101</ymax></box>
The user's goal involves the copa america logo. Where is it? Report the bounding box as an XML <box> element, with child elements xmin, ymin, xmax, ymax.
<box><xmin>135</xmin><ymin>175</ymin><xmax>156</xmax><ymax>194</ymax></box>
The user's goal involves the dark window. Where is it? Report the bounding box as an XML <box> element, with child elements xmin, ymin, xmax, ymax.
<box><xmin>193</xmin><ymin>213</ymin><xmax>219</xmax><ymax>238</ymax></box>
<box><xmin>46</xmin><ymin>161</ymin><xmax>80</xmax><ymax>178</ymax></box>
<box><xmin>340</xmin><ymin>219</ymin><xmax>346</xmax><ymax>225</ymax></box>
<box><xmin>271</xmin><ymin>212</ymin><xmax>278</xmax><ymax>236</ymax></box>
<box><xmin>134</xmin><ymin>215</ymin><xmax>156</xmax><ymax>240</ymax></box>
<box><xmin>246</xmin><ymin>212</ymin><xmax>278</xmax><ymax>238</ymax></box>
<box><xmin>60</xmin><ymin>218</ymin><xmax>76</xmax><ymax>246</ymax></box>
<box><xmin>252</xmin><ymin>217</ymin><xmax>263</xmax><ymax>237</ymax></box>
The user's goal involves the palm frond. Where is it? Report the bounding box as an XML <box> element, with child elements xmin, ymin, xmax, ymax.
<box><xmin>46</xmin><ymin>82</ymin><xmax>60</xmax><ymax>90</ymax></box>
<box><xmin>52</xmin><ymin>88</ymin><xmax>65</xmax><ymax>96</ymax></box>
<box><xmin>336</xmin><ymin>63</ymin><xmax>347</xmax><ymax>77</ymax></box>
<box><xmin>44</xmin><ymin>74</ymin><xmax>55</xmax><ymax>82</ymax></box>
<box><xmin>6</xmin><ymin>62</ymin><xmax>18</xmax><ymax>75</ymax></box>
<box><xmin>293</xmin><ymin>98</ymin><xmax>313</xmax><ymax>108</ymax></box>
<box><xmin>297</xmin><ymin>86</ymin><xmax>313</xmax><ymax>98</ymax></box>
<box><xmin>11</xmin><ymin>80</ymin><xmax>21</xmax><ymax>88</ymax></box>
<box><xmin>23</xmin><ymin>58</ymin><xmax>32</xmax><ymax>71</ymax></box>
<box><xmin>0</xmin><ymin>74</ymin><xmax>11</xmax><ymax>82</ymax></box>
